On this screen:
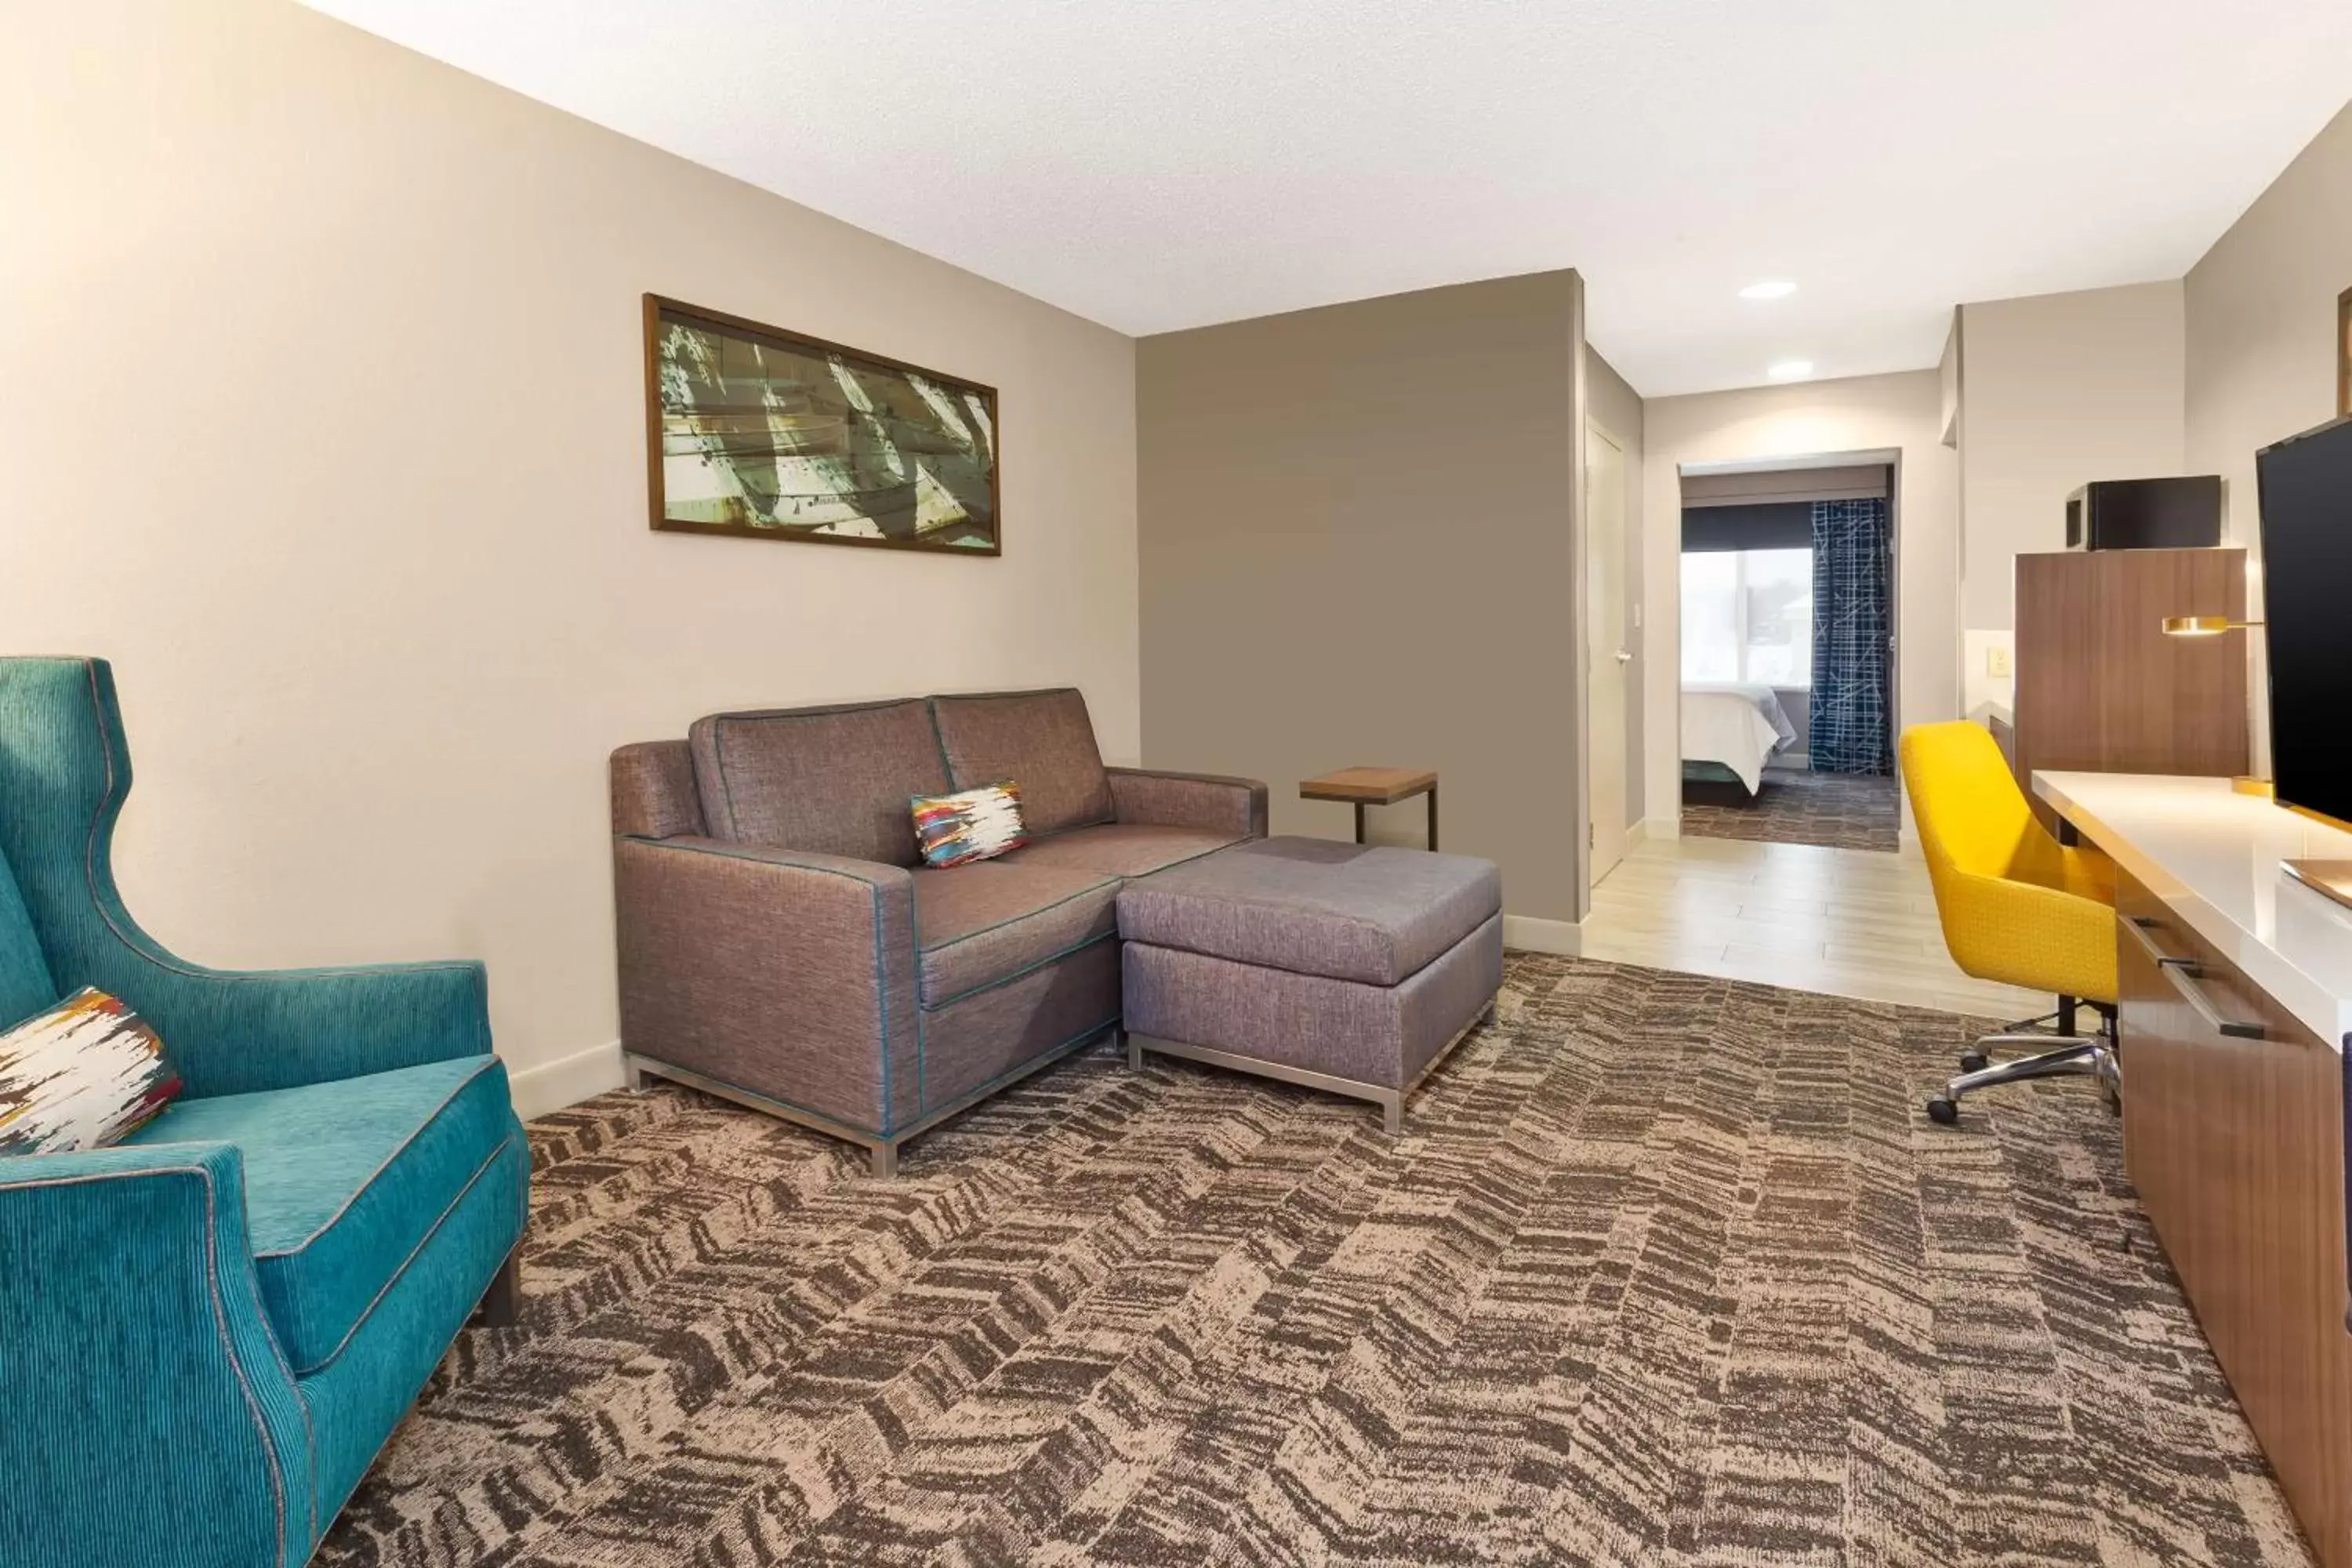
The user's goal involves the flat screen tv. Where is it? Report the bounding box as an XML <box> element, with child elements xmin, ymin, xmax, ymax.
<box><xmin>2256</xmin><ymin>415</ymin><xmax>2352</xmax><ymax>833</ymax></box>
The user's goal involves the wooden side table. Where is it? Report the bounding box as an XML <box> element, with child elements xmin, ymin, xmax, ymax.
<box><xmin>1300</xmin><ymin>767</ymin><xmax>1439</xmax><ymax>850</ymax></box>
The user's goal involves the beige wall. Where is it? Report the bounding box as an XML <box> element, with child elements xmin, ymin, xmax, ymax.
<box><xmin>0</xmin><ymin>0</ymin><xmax>1142</xmax><ymax>1110</ymax></box>
<box><xmin>1138</xmin><ymin>273</ymin><xmax>1589</xmax><ymax>930</ymax></box>
<box><xmin>1639</xmin><ymin>372</ymin><xmax>1959</xmax><ymax>827</ymax></box>
<box><xmin>2186</xmin><ymin>101</ymin><xmax>2352</xmax><ymax>771</ymax></box>
<box><xmin>1955</xmin><ymin>281</ymin><xmax>2187</xmax><ymax>636</ymax></box>
<box><xmin>1585</xmin><ymin>348</ymin><xmax>1647</xmax><ymax>824</ymax></box>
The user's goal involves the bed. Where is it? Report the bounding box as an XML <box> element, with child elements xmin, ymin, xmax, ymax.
<box><xmin>1681</xmin><ymin>681</ymin><xmax>1798</xmax><ymax>797</ymax></box>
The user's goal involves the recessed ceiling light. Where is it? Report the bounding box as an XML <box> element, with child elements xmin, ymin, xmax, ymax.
<box><xmin>1767</xmin><ymin>359</ymin><xmax>1814</xmax><ymax>380</ymax></box>
<box><xmin>1739</xmin><ymin>280</ymin><xmax>1798</xmax><ymax>300</ymax></box>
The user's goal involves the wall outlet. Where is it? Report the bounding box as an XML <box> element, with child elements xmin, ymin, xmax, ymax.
<box><xmin>1987</xmin><ymin>645</ymin><xmax>2013</xmax><ymax>677</ymax></box>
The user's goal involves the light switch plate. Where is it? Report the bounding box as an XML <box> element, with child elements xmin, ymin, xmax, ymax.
<box><xmin>1987</xmin><ymin>645</ymin><xmax>2013</xmax><ymax>677</ymax></box>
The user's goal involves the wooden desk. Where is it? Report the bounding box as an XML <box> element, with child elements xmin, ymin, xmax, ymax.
<box><xmin>2035</xmin><ymin>771</ymin><xmax>2352</xmax><ymax>1566</ymax></box>
<box><xmin>1300</xmin><ymin>767</ymin><xmax>1438</xmax><ymax>849</ymax></box>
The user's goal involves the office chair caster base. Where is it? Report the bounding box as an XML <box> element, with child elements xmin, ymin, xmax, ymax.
<box><xmin>1928</xmin><ymin>1038</ymin><xmax>2113</xmax><ymax>1127</ymax></box>
<box><xmin>1958</xmin><ymin>1051</ymin><xmax>1989</xmax><ymax>1074</ymax></box>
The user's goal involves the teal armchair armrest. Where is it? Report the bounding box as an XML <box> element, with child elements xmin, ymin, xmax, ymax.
<box><xmin>0</xmin><ymin>1142</ymin><xmax>316</xmax><ymax>1568</ymax></box>
<box><xmin>82</xmin><ymin>946</ymin><xmax>494</xmax><ymax>1098</ymax></box>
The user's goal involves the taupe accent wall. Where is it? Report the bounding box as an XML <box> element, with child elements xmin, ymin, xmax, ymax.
<box><xmin>0</xmin><ymin>0</ymin><xmax>1141</xmax><ymax>1105</ymax></box>
<box><xmin>1138</xmin><ymin>273</ymin><xmax>1590</xmax><ymax>926</ymax></box>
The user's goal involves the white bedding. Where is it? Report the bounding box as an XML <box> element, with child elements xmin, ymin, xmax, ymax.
<box><xmin>1682</xmin><ymin>682</ymin><xmax>1798</xmax><ymax>794</ymax></box>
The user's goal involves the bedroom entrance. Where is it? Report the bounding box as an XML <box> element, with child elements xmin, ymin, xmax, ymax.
<box><xmin>1672</xmin><ymin>456</ymin><xmax>1899</xmax><ymax>854</ymax></box>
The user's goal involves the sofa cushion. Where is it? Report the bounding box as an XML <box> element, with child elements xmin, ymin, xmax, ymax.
<box><xmin>999</xmin><ymin>823</ymin><xmax>1242</xmax><ymax>879</ymax></box>
<box><xmin>691</xmin><ymin>699</ymin><xmax>950</xmax><ymax>866</ymax></box>
<box><xmin>913</xmin><ymin>861</ymin><xmax>1119</xmax><ymax>1007</ymax></box>
<box><xmin>125</xmin><ymin>1054</ymin><xmax>517</xmax><ymax>1375</ymax></box>
<box><xmin>929</xmin><ymin>689</ymin><xmax>1114</xmax><ymax>837</ymax></box>
<box><xmin>0</xmin><ymin>848</ymin><xmax>53</xmax><ymax>1029</ymax></box>
<box><xmin>1113</xmin><ymin>836</ymin><xmax>1503</xmax><ymax>986</ymax></box>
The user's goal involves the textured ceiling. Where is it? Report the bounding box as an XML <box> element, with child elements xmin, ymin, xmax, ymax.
<box><xmin>305</xmin><ymin>0</ymin><xmax>2352</xmax><ymax>396</ymax></box>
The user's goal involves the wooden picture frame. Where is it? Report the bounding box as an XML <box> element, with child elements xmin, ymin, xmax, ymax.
<box><xmin>644</xmin><ymin>294</ymin><xmax>1000</xmax><ymax>555</ymax></box>
<box><xmin>2339</xmin><ymin>285</ymin><xmax>2351</xmax><ymax>417</ymax></box>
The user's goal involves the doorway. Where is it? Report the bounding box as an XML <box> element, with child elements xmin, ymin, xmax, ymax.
<box><xmin>1673</xmin><ymin>455</ymin><xmax>1900</xmax><ymax>854</ymax></box>
<box><xmin>1585</xmin><ymin>421</ymin><xmax>1632</xmax><ymax>882</ymax></box>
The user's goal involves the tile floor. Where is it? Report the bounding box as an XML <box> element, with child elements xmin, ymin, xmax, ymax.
<box><xmin>1583</xmin><ymin>829</ymin><xmax>2048</xmax><ymax>1020</ymax></box>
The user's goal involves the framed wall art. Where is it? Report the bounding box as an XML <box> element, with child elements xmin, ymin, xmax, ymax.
<box><xmin>644</xmin><ymin>294</ymin><xmax>1000</xmax><ymax>554</ymax></box>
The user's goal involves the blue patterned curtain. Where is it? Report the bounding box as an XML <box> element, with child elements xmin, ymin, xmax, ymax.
<box><xmin>1809</xmin><ymin>499</ymin><xmax>1893</xmax><ymax>774</ymax></box>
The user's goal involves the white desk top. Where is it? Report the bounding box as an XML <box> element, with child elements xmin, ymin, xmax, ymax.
<box><xmin>2033</xmin><ymin>771</ymin><xmax>2352</xmax><ymax>1050</ymax></box>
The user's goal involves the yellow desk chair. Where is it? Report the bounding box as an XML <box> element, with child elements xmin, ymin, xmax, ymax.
<box><xmin>1899</xmin><ymin>721</ymin><xmax>2120</xmax><ymax>1124</ymax></box>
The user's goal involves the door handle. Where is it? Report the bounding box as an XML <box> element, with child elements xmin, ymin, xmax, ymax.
<box><xmin>1613</xmin><ymin>650</ymin><xmax>1634</xmax><ymax>663</ymax></box>
<box><xmin>2122</xmin><ymin>916</ymin><xmax>2265</xmax><ymax>1039</ymax></box>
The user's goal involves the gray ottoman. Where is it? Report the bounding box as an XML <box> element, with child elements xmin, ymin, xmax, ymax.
<box><xmin>1116</xmin><ymin>836</ymin><xmax>1504</xmax><ymax>1131</ymax></box>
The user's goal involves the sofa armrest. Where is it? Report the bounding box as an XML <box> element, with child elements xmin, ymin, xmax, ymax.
<box><xmin>0</xmin><ymin>1143</ymin><xmax>315</xmax><ymax>1568</ymax></box>
<box><xmin>1106</xmin><ymin>768</ymin><xmax>1269</xmax><ymax>838</ymax></box>
<box><xmin>612</xmin><ymin>836</ymin><xmax>919</xmax><ymax>1138</ymax></box>
<box><xmin>85</xmin><ymin>948</ymin><xmax>494</xmax><ymax>1099</ymax></box>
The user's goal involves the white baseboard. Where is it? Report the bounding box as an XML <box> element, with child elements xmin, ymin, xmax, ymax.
<box><xmin>1639</xmin><ymin>815</ymin><xmax>1682</xmax><ymax>840</ymax></box>
<box><xmin>507</xmin><ymin>1038</ymin><xmax>626</xmax><ymax>1119</ymax></box>
<box><xmin>1502</xmin><ymin>914</ymin><xmax>1582</xmax><ymax>956</ymax></box>
<box><xmin>1898</xmin><ymin>828</ymin><xmax>1923</xmax><ymax>860</ymax></box>
<box><xmin>1624</xmin><ymin>818</ymin><xmax>1650</xmax><ymax>848</ymax></box>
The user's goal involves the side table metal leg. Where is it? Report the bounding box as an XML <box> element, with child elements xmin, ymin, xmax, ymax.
<box><xmin>1426</xmin><ymin>785</ymin><xmax>1439</xmax><ymax>851</ymax></box>
<box><xmin>1353</xmin><ymin>802</ymin><xmax>1367</xmax><ymax>844</ymax></box>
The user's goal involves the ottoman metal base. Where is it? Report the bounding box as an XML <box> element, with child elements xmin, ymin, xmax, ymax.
<box><xmin>1128</xmin><ymin>998</ymin><xmax>1497</xmax><ymax>1134</ymax></box>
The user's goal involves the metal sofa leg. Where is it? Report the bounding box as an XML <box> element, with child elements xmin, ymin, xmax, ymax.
<box><xmin>870</xmin><ymin>1142</ymin><xmax>899</xmax><ymax>1180</ymax></box>
<box><xmin>474</xmin><ymin>1247</ymin><xmax>522</xmax><ymax>1328</ymax></box>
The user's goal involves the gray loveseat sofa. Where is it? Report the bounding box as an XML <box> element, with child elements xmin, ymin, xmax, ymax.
<box><xmin>611</xmin><ymin>688</ymin><xmax>1266</xmax><ymax>1174</ymax></box>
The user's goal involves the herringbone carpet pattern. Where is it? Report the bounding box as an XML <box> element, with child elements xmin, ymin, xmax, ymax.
<box><xmin>318</xmin><ymin>956</ymin><xmax>2310</xmax><ymax>1566</ymax></box>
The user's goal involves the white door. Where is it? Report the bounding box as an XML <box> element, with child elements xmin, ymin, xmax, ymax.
<box><xmin>1586</xmin><ymin>424</ymin><xmax>1631</xmax><ymax>883</ymax></box>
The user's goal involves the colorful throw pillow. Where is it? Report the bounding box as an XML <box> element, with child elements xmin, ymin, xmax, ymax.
<box><xmin>0</xmin><ymin>989</ymin><xmax>182</xmax><ymax>1156</ymax></box>
<box><xmin>911</xmin><ymin>782</ymin><xmax>1029</xmax><ymax>869</ymax></box>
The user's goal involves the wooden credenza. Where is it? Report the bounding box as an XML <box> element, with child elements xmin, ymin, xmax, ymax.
<box><xmin>2037</xmin><ymin>771</ymin><xmax>2352</xmax><ymax>1566</ymax></box>
<box><xmin>2117</xmin><ymin>868</ymin><xmax>2352</xmax><ymax>1565</ymax></box>
<box><xmin>2013</xmin><ymin>548</ymin><xmax>2249</xmax><ymax>829</ymax></box>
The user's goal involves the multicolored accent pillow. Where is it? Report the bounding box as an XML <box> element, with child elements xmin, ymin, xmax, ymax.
<box><xmin>0</xmin><ymin>988</ymin><xmax>182</xmax><ymax>1156</ymax></box>
<box><xmin>911</xmin><ymin>782</ymin><xmax>1029</xmax><ymax>869</ymax></box>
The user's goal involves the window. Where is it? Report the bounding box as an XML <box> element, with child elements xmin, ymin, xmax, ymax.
<box><xmin>1681</xmin><ymin>548</ymin><xmax>1813</xmax><ymax>686</ymax></box>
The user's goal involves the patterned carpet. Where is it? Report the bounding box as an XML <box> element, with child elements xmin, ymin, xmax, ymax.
<box><xmin>1683</xmin><ymin>768</ymin><xmax>1902</xmax><ymax>853</ymax></box>
<box><xmin>319</xmin><ymin>955</ymin><xmax>2309</xmax><ymax>1567</ymax></box>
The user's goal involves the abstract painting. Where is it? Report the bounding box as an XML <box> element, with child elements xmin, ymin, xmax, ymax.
<box><xmin>644</xmin><ymin>295</ymin><xmax>1000</xmax><ymax>554</ymax></box>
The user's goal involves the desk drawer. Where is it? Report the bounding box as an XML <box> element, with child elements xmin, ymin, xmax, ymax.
<box><xmin>2116</xmin><ymin>869</ymin><xmax>2352</xmax><ymax>1565</ymax></box>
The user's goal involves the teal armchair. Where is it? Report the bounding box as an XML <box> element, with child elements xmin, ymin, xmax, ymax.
<box><xmin>0</xmin><ymin>658</ymin><xmax>529</xmax><ymax>1568</ymax></box>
